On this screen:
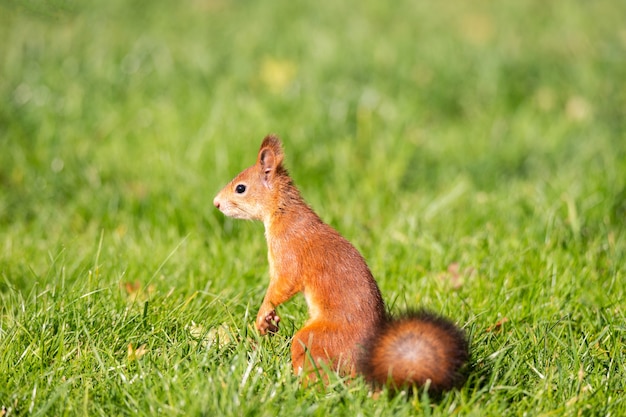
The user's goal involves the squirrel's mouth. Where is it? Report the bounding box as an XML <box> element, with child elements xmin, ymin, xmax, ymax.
<box><xmin>216</xmin><ymin>203</ymin><xmax>250</xmax><ymax>220</ymax></box>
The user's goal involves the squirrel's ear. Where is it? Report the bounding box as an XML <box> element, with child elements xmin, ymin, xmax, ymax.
<box><xmin>258</xmin><ymin>135</ymin><xmax>284</xmax><ymax>183</ymax></box>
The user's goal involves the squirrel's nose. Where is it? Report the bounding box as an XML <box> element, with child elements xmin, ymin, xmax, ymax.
<box><xmin>213</xmin><ymin>197</ymin><xmax>220</xmax><ymax>209</ymax></box>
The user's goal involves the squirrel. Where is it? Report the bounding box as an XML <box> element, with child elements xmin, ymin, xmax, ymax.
<box><xmin>213</xmin><ymin>135</ymin><xmax>469</xmax><ymax>394</ymax></box>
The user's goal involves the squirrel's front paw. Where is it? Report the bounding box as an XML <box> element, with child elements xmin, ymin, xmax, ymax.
<box><xmin>256</xmin><ymin>309</ymin><xmax>280</xmax><ymax>335</ymax></box>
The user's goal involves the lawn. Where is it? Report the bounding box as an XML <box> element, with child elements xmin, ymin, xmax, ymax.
<box><xmin>1</xmin><ymin>0</ymin><xmax>625</xmax><ymax>415</ymax></box>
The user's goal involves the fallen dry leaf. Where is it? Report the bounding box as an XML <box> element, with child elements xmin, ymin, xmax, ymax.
<box><xmin>123</xmin><ymin>280</ymin><xmax>141</xmax><ymax>294</ymax></box>
<box><xmin>127</xmin><ymin>343</ymin><xmax>148</xmax><ymax>361</ymax></box>
<box><xmin>121</xmin><ymin>280</ymin><xmax>156</xmax><ymax>302</ymax></box>
<box><xmin>187</xmin><ymin>321</ymin><xmax>233</xmax><ymax>349</ymax></box>
<box><xmin>487</xmin><ymin>317</ymin><xmax>509</xmax><ymax>332</ymax></box>
<box><xmin>438</xmin><ymin>262</ymin><xmax>474</xmax><ymax>290</ymax></box>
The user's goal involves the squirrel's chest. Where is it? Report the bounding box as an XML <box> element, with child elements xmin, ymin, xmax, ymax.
<box><xmin>267</xmin><ymin>240</ymin><xmax>303</xmax><ymax>280</ymax></box>
<box><xmin>266</xmin><ymin>225</ymin><xmax>328</xmax><ymax>287</ymax></box>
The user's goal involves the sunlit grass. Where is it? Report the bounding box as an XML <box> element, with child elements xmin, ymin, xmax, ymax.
<box><xmin>1</xmin><ymin>0</ymin><xmax>625</xmax><ymax>415</ymax></box>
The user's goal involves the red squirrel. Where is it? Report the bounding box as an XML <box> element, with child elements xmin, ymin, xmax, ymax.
<box><xmin>213</xmin><ymin>135</ymin><xmax>469</xmax><ymax>393</ymax></box>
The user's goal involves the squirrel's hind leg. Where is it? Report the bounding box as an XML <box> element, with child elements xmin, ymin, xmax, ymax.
<box><xmin>291</xmin><ymin>323</ymin><xmax>356</xmax><ymax>382</ymax></box>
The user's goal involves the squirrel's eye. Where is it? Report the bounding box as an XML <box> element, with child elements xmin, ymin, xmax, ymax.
<box><xmin>235</xmin><ymin>184</ymin><xmax>246</xmax><ymax>194</ymax></box>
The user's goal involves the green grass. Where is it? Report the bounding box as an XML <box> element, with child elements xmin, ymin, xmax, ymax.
<box><xmin>1</xmin><ymin>0</ymin><xmax>625</xmax><ymax>415</ymax></box>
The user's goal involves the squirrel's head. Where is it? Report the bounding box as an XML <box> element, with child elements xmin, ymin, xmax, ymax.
<box><xmin>213</xmin><ymin>134</ymin><xmax>287</xmax><ymax>222</ymax></box>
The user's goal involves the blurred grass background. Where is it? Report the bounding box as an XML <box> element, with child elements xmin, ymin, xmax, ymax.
<box><xmin>1</xmin><ymin>0</ymin><xmax>625</xmax><ymax>415</ymax></box>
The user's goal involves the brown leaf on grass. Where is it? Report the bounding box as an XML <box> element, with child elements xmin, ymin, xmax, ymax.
<box><xmin>438</xmin><ymin>262</ymin><xmax>474</xmax><ymax>290</ymax></box>
<box><xmin>127</xmin><ymin>343</ymin><xmax>148</xmax><ymax>361</ymax></box>
<box><xmin>121</xmin><ymin>280</ymin><xmax>156</xmax><ymax>302</ymax></box>
<box><xmin>123</xmin><ymin>280</ymin><xmax>141</xmax><ymax>294</ymax></box>
<box><xmin>487</xmin><ymin>317</ymin><xmax>509</xmax><ymax>333</ymax></box>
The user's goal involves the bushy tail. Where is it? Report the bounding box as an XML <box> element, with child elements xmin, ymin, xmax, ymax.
<box><xmin>358</xmin><ymin>310</ymin><xmax>469</xmax><ymax>394</ymax></box>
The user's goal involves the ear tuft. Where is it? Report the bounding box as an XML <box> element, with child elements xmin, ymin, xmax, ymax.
<box><xmin>259</xmin><ymin>135</ymin><xmax>284</xmax><ymax>159</ymax></box>
<box><xmin>257</xmin><ymin>134</ymin><xmax>284</xmax><ymax>175</ymax></box>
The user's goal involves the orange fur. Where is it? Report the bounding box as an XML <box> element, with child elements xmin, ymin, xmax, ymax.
<box><xmin>213</xmin><ymin>135</ymin><xmax>469</xmax><ymax>393</ymax></box>
<box><xmin>359</xmin><ymin>311</ymin><xmax>468</xmax><ymax>393</ymax></box>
